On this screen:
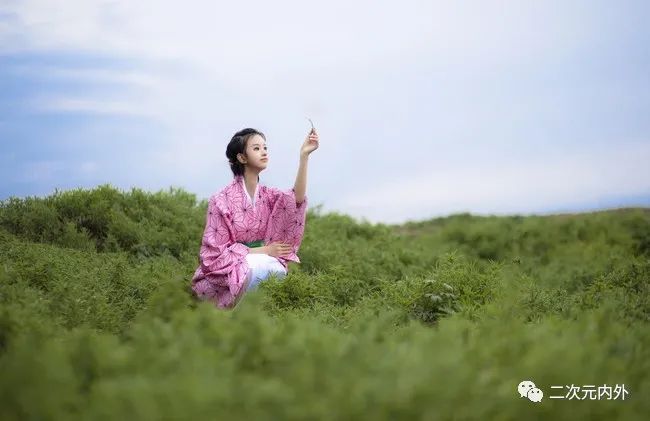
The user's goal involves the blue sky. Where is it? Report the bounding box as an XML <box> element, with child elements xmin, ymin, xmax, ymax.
<box><xmin>1</xmin><ymin>0</ymin><xmax>649</xmax><ymax>223</ymax></box>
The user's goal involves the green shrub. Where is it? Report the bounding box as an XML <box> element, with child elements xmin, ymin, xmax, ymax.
<box><xmin>0</xmin><ymin>185</ymin><xmax>648</xmax><ymax>419</ymax></box>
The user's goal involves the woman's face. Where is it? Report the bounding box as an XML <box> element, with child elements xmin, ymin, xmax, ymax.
<box><xmin>241</xmin><ymin>134</ymin><xmax>268</xmax><ymax>170</ymax></box>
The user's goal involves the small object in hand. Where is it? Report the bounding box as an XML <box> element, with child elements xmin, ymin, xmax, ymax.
<box><xmin>307</xmin><ymin>117</ymin><xmax>315</xmax><ymax>134</ymax></box>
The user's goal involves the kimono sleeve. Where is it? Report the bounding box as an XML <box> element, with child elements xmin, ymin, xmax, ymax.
<box><xmin>265</xmin><ymin>186</ymin><xmax>308</xmax><ymax>212</ymax></box>
<box><xmin>264</xmin><ymin>186</ymin><xmax>308</xmax><ymax>264</ymax></box>
<box><xmin>199</xmin><ymin>198</ymin><xmax>249</xmax><ymax>276</ymax></box>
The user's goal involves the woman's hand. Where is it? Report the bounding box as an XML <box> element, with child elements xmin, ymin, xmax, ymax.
<box><xmin>300</xmin><ymin>128</ymin><xmax>319</xmax><ymax>156</ymax></box>
<box><xmin>265</xmin><ymin>242</ymin><xmax>293</xmax><ymax>258</ymax></box>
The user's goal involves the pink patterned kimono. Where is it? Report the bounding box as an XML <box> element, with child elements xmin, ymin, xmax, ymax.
<box><xmin>191</xmin><ymin>174</ymin><xmax>308</xmax><ymax>309</ymax></box>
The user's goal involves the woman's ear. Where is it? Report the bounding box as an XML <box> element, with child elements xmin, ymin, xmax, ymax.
<box><xmin>237</xmin><ymin>153</ymin><xmax>247</xmax><ymax>164</ymax></box>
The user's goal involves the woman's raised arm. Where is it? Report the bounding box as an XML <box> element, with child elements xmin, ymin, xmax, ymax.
<box><xmin>295</xmin><ymin>128</ymin><xmax>319</xmax><ymax>203</ymax></box>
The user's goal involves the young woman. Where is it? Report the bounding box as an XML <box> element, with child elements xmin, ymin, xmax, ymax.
<box><xmin>191</xmin><ymin>126</ymin><xmax>319</xmax><ymax>309</ymax></box>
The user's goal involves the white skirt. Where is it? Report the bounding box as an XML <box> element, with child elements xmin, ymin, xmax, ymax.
<box><xmin>244</xmin><ymin>253</ymin><xmax>287</xmax><ymax>291</ymax></box>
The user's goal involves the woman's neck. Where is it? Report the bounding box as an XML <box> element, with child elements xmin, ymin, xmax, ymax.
<box><xmin>242</xmin><ymin>171</ymin><xmax>260</xmax><ymax>192</ymax></box>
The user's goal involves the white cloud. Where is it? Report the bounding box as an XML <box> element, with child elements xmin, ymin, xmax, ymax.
<box><xmin>0</xmin><ymin>1</ymin><xmax>599</xmax><ymax>86</ymax></box>
<box><xmin>20</xmin><ymin>160</ymin><xmax>66</xmax><ymax>182</ymax></box>
<box><xmin>8</xmin><ymin>65</ymin><xmax>161</xmax><ymax>88</ymax></box>
<box><xmin>79</xmin><ymin>161</ymin><xmax>98</xmax><ymax>174</ymax></box>
<box><xmin>337</xmin><ymin>140</ymin><xmax>650</xmax><ymax>223</ymax></box>
<box><xmin>30</xmin><ymin>97</ymin><xmax>158</xmax><ymax>117</ymax></box>
<box><xmin>1</xmin><ymin>0</ymin><xmax>648</xmax><ymax>223</ymax></box>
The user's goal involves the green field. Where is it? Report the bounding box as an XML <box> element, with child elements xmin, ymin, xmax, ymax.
<box><xmin>1</xmin><ymin>185</ymin><xmax>648</xmax><ymax>420</ymax></box>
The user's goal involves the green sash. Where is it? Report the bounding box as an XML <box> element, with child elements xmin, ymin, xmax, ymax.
<box><xmin>238</xmin><ymin>240</ymin><xmax>264</xmax><ymax>248</ymax></box>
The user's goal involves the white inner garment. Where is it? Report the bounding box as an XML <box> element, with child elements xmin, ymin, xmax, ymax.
<box><xmin>245</xmin><ymin>253</ymin><xmax>287</xmax><ymax>291</ymax></box>
<box><xmin>242</xmin><ymin>177</ymin><xmax>259</xmax><ymax>207</ymax></box>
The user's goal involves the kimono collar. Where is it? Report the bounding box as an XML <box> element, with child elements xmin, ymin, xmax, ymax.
<box><xmin>237</xmin><ymin>175</ymin><xmax>259</xmax><ymax>205</ymax></box>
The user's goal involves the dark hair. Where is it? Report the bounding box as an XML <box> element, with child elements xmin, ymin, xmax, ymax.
<box><xmin>225</xmin><ymin>128</ymin><xmax>266</xmax><ymax>178</ymax></box>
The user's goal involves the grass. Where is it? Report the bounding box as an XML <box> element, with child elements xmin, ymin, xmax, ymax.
<box><xmin>1</xmin><ymin>185</ymin><xmax>648</xmax><ymax>420</ymax></box>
